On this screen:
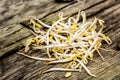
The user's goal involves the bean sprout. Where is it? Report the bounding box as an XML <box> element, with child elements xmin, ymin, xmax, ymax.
<box><xmin>19</xmin><ymin>11</ymin><xmax>112</xmax><ymax>77</ymax></box>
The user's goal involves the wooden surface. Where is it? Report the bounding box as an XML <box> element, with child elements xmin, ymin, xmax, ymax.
<box><xmin>0</xmin><ymin>0</ymin><xmax>120</xmax><ymax>80</ymax></box>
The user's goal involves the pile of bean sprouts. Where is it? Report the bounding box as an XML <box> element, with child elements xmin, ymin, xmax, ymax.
<box><xmin>19</xmin><ymin>11</ymin><xmax>112</xmax><ymax>77</ymax></box>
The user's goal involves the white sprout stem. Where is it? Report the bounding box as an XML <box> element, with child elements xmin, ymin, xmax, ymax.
<box><xmin>76</xmin><ymin>59</ymin><xmax>96</xmax><ymax>77</ymax></box>
<box><xmin>53</xmin><ymin>33</ymin><xmax>67</xmax><ymax>40</ymax></box>
<box><xmin>90</xmin><ymin>17</ymin><xmax>97</xmax><ymax>28</ymax></box>
<box><xmin>85</xmin><ymin>37</ymin><xmax>98</xmax><ymax>58</ymax></box>
<box><xmin>68</xmin><ymin>17</ymin><xmax>73</xmax><ymax>27</ymax></box>
<box><xmin>76</xmin><ymin>10</ymin><xmax>81</xmax><ymax>22</ymax></box>
<box><xmin>56</xmin><ymin>53</ymin><xmax>74</xmax><ymax>57</ymax></box>
<box><xmin>31</xmin><ymin>16</ymin><xmax>51</xmax><ymax>28</ymax></box>
<box><xmin>17</xmin><ymin>52</ymin><xmax>55</xmax><ymax>61</ymax></box>
<box><xmin>71</xmin><ymin>22</ymin><xmax>91</xmax><ymax>42</ymax></box>
<box><xmin>33</xmin><ymin>25</ymin><xmax>40</xmax><ymax>33</ymax></box>
<box><xmin>81</xmin><ymin>11</ymin><xmax>86</xmax><ymax>24</ymax></box>
<box><xmin>58</xmin><ymin>22</ymin><xmax>69</xmax><ymax>29</ymax></box>
<box><xmin>68</xmin><ymin>17</ymin><xmax>77</xmax><ymax>27</ymax></box>
<box><xmin>52</xmin><ymin>17</ymin><xmax>68</xmax><ymax>28</ymax></box>
<box><xmin>48</xmin><ymin>58</ymin><xmax>72</xmax><ymax>64</ymax></box>
<box><xmin>60</xmin><ymin>30</ymin><xmax>70</xmax><ymax>34</ymax></box>
<box><xmin>54</xmin><ymin>37</ymin><xmax>60</xmax><ymax>44</ymax></box>
<box><xmin>96</xmin><ymin>49</ymin><xmax>105</xmax><ymax>61</ymax></box>
<box><xmin>77</xmin><ymin>35</ymin><xmax>94</xmax><ymax>40</ymax></box>
<box><xmin>72</xmin><ymin>63</ymin><xmax>80</xmax><ymax>69</ymax></box>
<box><xmin>30</xmin><ymin>31</ymin><xmax>47</xmax><ymax>43</ymax></box>
<box><xmin>44</xmin><ymin>68</ymin><xmax>81</xmax><ymax>73</ymax></box>
<box><xmin>33</xmin><ymin>42</ymin><xmax>88</xmax><ymax>49</ymax></box>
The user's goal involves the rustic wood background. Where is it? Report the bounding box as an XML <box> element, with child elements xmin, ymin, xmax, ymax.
<box><xmin>0</xmin><ymin>0</ymin><xmax>120</xmax><ymax>80</ymax></box>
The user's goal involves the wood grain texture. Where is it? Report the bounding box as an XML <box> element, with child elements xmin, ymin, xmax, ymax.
<box><xmin>0</xmin><ymin>0</ymin><xmax>120</xmax><ymax>80</ymax></box>
<box><xmin>0</xmin><ymin>0</ymin><xmax>76</xmax><ymax>57</ymax></box>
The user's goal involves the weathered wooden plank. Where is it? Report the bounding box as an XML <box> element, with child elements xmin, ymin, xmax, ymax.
<box><xmin>0</xmin><ymin>0</ymin><xmax>104</xmax><ymax>57</ymax></box>
<box><xmin>0</xmin><ymin>0</ymin><xmax>120</xmax><ymax>80</ymax></box>
<box><xmin>21</xmin><ymin>0</ymin><xmax>120</xmax><ymax>79</ymax></box>
<box><xmin>33</xmin><ymin>19</ymin><xmax>120</xmax><ymax>80</ymax></box>
<box><xmin>0</xmin><ymin>0</ymin><xmax>53</xmax><ymax>26</ymax></box>
<box><xmin>0</xmin><ymin>0</ymin><xmax>77</xmax><ymax>57</ymax></box>
<box><xmin>0</xmin><ymin>0</ymin><xmax>76</xmax><ymax>27</ymax></box>
<box><xmin>0</xmin><ymin>25</ymin><xmax>32</xmax><ymax>57</ymax></box>
<box><xmin>85</xmin><ymin>51</ymin><xmax>120</xmax><ymax>80</ymax></box>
